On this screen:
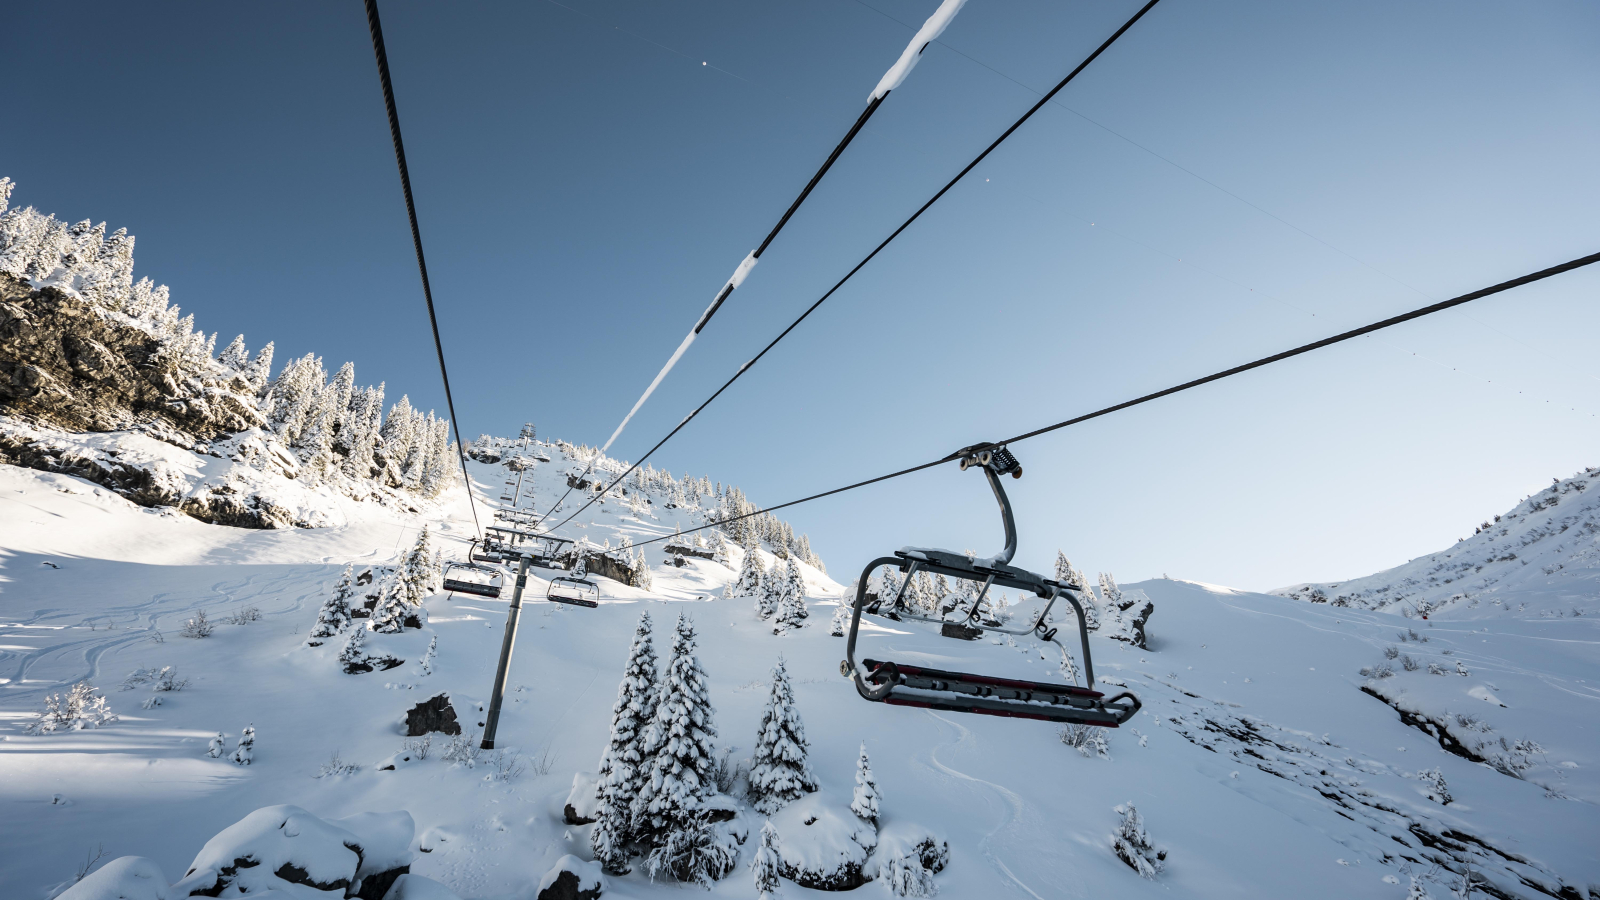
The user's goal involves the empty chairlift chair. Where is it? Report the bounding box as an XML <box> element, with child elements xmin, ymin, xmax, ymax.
<box><xmin>546</xmin><ymin>555</ymin><xmax>599</xmax><ymax>608</ymax></box>
<box><xmin>840</xmin><ymin>444</ymin><xmax>1141</xmax><ymax>726</ymax></box>
<box><xmin>442</xmin><ymin>553</ymin><xmax>505</xmax><ymax>599</ymax></box>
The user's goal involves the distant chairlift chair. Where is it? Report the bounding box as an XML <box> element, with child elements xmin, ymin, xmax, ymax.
<box><xmin>546</xmin><ymin>555</ymin><xmax>599</xmax><ymax>608</ymax></box>
<box><xmin>841</xmin><ymin>444</ymin><xmax>1141</xmax><ymax>726</ymax></box>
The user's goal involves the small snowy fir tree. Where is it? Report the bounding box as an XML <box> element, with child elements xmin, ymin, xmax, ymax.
<box><xmin>1406</xmin><ymin>875</ymin><xmax>1433</xmax><ymax>900</ymax></box>
<box><xmin>368</xmin><ymin>579</ymin><xmax>410</xmax><ymax>634</ymax></box>
<box><xmin>217</xmin><ymin>334</ymin><xmax>249</xmax><ymax>371</ymax></box>
<box><xmin>339</xmin><ymin>626</ymin><xmax>371</xmax><ymax>673</ymax></box>
<box><xmin>632</xmin><ymin>547</ymin><xmax>653</xmax><ymax>591</ymax></box>
<box><xmin>1110</xmin><ymin>802</ymin><xmax>1165</xmax><ymax>879</ymax></box>
<box><xmin>393</xmin><ymin>527</ymin><xmax>437</xmax><ymax>618</ymax></box>
<box><xmin>231</xmin><ymin>725</ymin><xmax>255</xmax><ymax>766</ymax></box>
<box><xmin>759</xmin><ymin>557</ymin><xmax>786</xmax><ymax>620</ymax></box>
<box><xmin>734</xmin><ymin>544</ymin><xmax>765</xmax><ymax>601</ymax></box>
<box><xmin>851</xmin><ymin>743</ymin><xmax>880</xmax><ymax>824</ymax></box>
<box><xmin>593</xmin><ymin>611</ymin><xmax>659</xmax><ymax>874</ymax></box>
<box><xmin>830</xmin><ymin>602</ymin><xmax>851</xmax><ymax>637</ymax></box>
<box><xmin>419</xmin><ymin>635</ymin><xmax>437</xmax><ymax>676</ymax></box>
<box><xmin>207</xmin><ymin>732</ymin><xmax>227</xmax><ymax>758</ymax></box>
<box><xmin>751</xmin><ymin>821</ymin><xmax>783</xmax><ymax>900</ymax></box>
<box><xmin>308</xmin><ymin>565</ymin><xmax>355</xmax><ymax>642</ymax></box>
<box><xmin>633</xmin><ymin>613</ymin><xmax>718</xmax><ymax>847</ymax></box>
<box><xmin>747</xmin><ymin>657</ymin><xmax>817</xmax><ymax>815</ymax></box>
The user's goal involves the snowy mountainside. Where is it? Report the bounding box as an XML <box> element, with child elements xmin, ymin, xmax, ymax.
<box><xmin>1275</xmin><ymin>466</ymin><xmax>1600</xmax><ymax>618</ymax></box>
<box><xmin>2</xmin><ymin>437</ymin><xmax>1597</xmax><ymax>899</ymax></box>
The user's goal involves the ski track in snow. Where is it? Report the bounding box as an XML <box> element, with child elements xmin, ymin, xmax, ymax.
<box><xmin>923</xmin><ymin>710</ymin><xmax>1082</xmax><ymax>900</ymax></box>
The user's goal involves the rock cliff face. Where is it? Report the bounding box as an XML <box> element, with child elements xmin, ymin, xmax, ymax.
<box><xmin>0</xmin><ymin>275</ymin><xmax>423</xmax><ymax>529</ymax></box>
<box><xmin>0</xmin><ymin>274</ymin><xmax>262</xmax><ymax>438</ymax></box>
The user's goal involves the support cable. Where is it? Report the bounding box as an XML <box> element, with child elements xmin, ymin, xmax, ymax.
<box><xmin>536</xmin><ymin>0</ymin><xmax>975</xmax><ymax>527</ymax></box>
<box><xmin>613</xmin><ymin>249</ymin><xmax>1600</xmax><ymax>551</ymax></box>
<box><xmin>545</xmin><ymin>0</ymin><xmax>1163</xmax><ymax>534</ymax></box>
<box><xmin>364</xmin><ymin>0</ymin><xmax>482</xmax><ymax>536</ymax></box>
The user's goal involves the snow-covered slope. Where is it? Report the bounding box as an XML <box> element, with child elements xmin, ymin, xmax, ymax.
<box><xmin>1275</xmin><ymin>466</ymin><xmax>1600</xmax><ymax>618</ymax></box>
<box><xmin>3</xmin><ymin>442</ymin><xmax>1597</xmax><ymax>900</ymax></box>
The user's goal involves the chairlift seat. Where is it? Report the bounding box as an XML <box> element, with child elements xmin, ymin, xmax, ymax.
<box><xmin>859</xmin><ymin>658</ymin><xmax>1129</xmax><ymax>725</ymax></box>
<box><xmin>442</xmin><ymin>562</ymin><xmax>504</xmax><ymax>599</ymax></box>
<box><xmin>546</xmin><ymin>575</ymin><xmax>599</xmax><ymax>608</ymax></box>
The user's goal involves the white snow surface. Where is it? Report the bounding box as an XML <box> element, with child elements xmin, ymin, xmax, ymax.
<box><xmin>54</xmin><ymin>857</ymin><xmax>174</xmax><ymax>900</ymax></box>
<box><xmin>870</xmin><ymin>0</ymin><xmax>969</xmax><ymax>101</ymax></box>
<box><xmin>3</xmin><ymin>440</ymin><xmax>1598</xmax><ymax>899</ymax></box>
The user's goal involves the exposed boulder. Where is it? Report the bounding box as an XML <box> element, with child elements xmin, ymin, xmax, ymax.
<box><xmin>170</xmin><ymin>805</ymin><xmax>414</xmax><ymax>899</ymax></box>
<box><xmin>563</xmin><ymin>771</ymin><xmax>599</xmax><ymax>825</ymax></box>
<box><xmin>536</xmin><ymin>855</ymin><xmax>604</xmax><ymax>900</ymax></box>
<box><xmin>769</xmin><ymin>794</ymin><xmax>876</xmax><ymax>891</ymax></box>
<box><xmin>404</xmin><ymin>694</ymin><xmax>461</xmax><ymax>737</ymax></box>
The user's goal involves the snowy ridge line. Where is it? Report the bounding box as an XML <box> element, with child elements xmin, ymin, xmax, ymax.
<box><xmin>363</xmin><ymin>0</ymin><xmax>481</xmax><ymax>536</ymax></box>
<box><xmin>1147</xmin><ymin>680</ymin><xmax>1581</xmax><ymax>899</ymax></box>
<box><xmin>543</xmin><ymin>0</ymin><xmax>1163</xmax><ymax>535</ymax></box>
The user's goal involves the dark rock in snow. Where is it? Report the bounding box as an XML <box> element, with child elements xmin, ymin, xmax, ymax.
<box><xmin>405</xmin><ymin>694</ymin><xmax>461</xmax><ymax>736</ymax></box>
<box><xmin>536</xmin><ymin>855</ymin><xmax>604</xmax><ymax>900</ymax></box>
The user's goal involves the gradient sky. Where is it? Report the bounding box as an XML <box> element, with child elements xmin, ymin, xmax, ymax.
<box><xmin>6</xmin><ymin>0</ymin><xmax>1598</xmax><ymax>592</ymax></box>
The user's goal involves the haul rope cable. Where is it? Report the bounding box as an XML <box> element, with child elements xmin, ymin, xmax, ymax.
<box><xmin>535</xmin><ymin>0</ymin><xmax>974</xmax><ymax>529</ymax></box>
<box><xmin>611</xmin><ymin>249</ymin><xmax>1600</xmax><ymax>552</ymax></box>
<box><xmin>364</xmin><ymin>0</ymin><xmax>482</xmax><ymax>536</ymax></box>
<box><xmin>544</xmin><ymin>0</ymin><xmax>1164</xmax><ymax>535</ymax></box>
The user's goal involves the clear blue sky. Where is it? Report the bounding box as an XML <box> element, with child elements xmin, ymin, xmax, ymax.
<box><xmin>7</xmin><ymin>0</ymin><xmax>1598</xmax><ymax>591</ymax></box>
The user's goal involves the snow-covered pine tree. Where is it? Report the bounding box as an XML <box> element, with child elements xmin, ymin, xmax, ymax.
<box><xmin>1110</xmin><ymin>802</ymin><xmax>1165</xmax><ymax>879</ymax></box>
<box><xmin>784</xmin><ymin>557</ymin><xmax>808</xmax><ymax>619</ymax></box>
<box><xmin>339</xmin><ymin>626</ymin><xmax>371</xmax><ymax>672</ymax></box>
<box><xmin>1406</xmin><ymin>875</ymin><xmax>1432</xmax><ymax>900</ymax></box>
<box><xmin>217</xmin><ymin>335</ymin><xmax>249</xmax><ymax>372</ymax></box>
<box><xmin>631</xmin><ymin>548</ymin><xmax>653</xmax><ymax>591</ymax></box>
<box><xmin>1097</xmin><ymin>573</ymin><xmax>1123</xmax><ymax>610</ymax></box>
<box><xmin>231</xmin><ymin>725</ymin><xmax>255</xmax><ymax>766</ymax></box>
<box><xmin>633</xmin><ymin>613</ymin><xmax>718</xmax><ymax>847</ymax></box>
<box><xmin>344</xmin><ymin>385</ymin><xmax>382</xmax><ymax>478</ymax></box>
<box><xmin>592</xmin><ymin>611</ymin><xmax>659</xmax><ymax>873</ymax></box>
<box><xmin>207</xmin><ymin>731</ymin><xmax>227</xmax><ymax>758</ymax></box>
<box><xmin>736</xmin><ymin>545</ymin><xmax>767</xmax><ymax>604</ymax></box>
<box><xmin>382</xmin><ymin>395</ymin><xmax>416</xmax><ymax>469</ymax></box>
<box><xmin>327</xmin><ymin>361</ymin><xmax>356</xmax><ymax>441</ymax></box>
<box><xmin>760</xmin><ymin>558</ymin><xmax>785</xmax><ymax>621</ymax></box>
<box><xmin>751</xmin><ymin>821</ymin><xmax>782</xmax><ymax>900</ymax></box>
<box><xmin>851</xmin><ymin>742</ymin><xmax>880</xmax><ymax>824</ymax></box>
<box><xmin>308</xmin><ymin>565</ymin><xmax>356</xmax><ymax>641</ymax></box>
<box><xmin>747</xmin><ymin>657</ymin><xmax>817</xmax><ymax>815</ymax></box>
<box><xmin>829</xmin><ymin>602</ymin><xmax>851</xmax><ymax>637</ymax></box>
<box><xmin>368</xmin><ymin>580</ymin><xmax>408</xmax><ymax>634</ymax></box>
<box><xmin>384</xmin><ymin>527</ymin><xmax>436</xmax><ymax>626</ymax></box>
<box><xmin>245</xmin><ymin>341</ymin><xmax>275</xmax><ymax>394</ymax></box>
<box><xmin>297</xmin><ymin>402</ymin><xmax>337</xmax><ymax>480</ymax></box>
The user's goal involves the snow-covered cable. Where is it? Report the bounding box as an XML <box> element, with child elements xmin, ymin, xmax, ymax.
<box><xmin>585</xmin><ymin>0</ymin><xmax>972</xmax><ymax>464</ymax></box>
<box><xmin>545</xmin><ymin>0</ymin><xmax>1161</xmax><ymax>536</ymax></box>
<box><xmin>870</xmin><ymin>0</ymin><xmax>969</xmax><ymax>101</ymax></box>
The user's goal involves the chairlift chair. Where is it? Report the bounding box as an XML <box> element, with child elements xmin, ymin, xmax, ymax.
<box><xmin>442</xmin><ymin>552</ymin><xmax>505</xmax><ymax>599</ymax></box>
<box><xmin>840</xmin><ymin>444</ymin><xmax>1141</xmax><ymax>726</ymax></box>
<box><xmin>546</xmin><ymin>555</ymin><xmax>599</xmax><ymax>608</ymax></box>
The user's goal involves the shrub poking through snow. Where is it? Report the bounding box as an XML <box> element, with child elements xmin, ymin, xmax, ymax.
<box><xmin>231</xmin><ymin>725</ymin><xmax>255</xmax><ymax>765</ymax></box>
<box><xmin>868</xmin><ymin>823</ymin><xmax>948</xmax><ymax>897</ymax></box>
<box><xmin>633</xmin><ymin>613</ymin><xmax>718</xmax><ymax>852</ymax></box>
<box><xmin>207</xmin><ymin>732</ymin><xmax>227</xmax><ymax>758</ymax></box>
<box><xmin>1415</xmin><ymin>767</ymin><xmax>1451</xmax><ymax>805</ymax></box>
<box><xmin>752</xmin><ymin>821</ymin><xmax>783</xmax><ymax>900</ymax></box>
<box><xmin>180</xmin><ymin>609</ymin><xmax>213</xmax><ymax>638</ymax></box>
<box><xmin>1110</xmin><ymin>802</ymin><xmax>1165</xmax><ymax>878</ymax></box>
<box><xmin>748</xmin><ymin>657</ymin><xmax>817</xmax><ymax>815</ymax></box>
<box><xmin>1061</xmin><ymin>723</ymin><xmax>1111</xmax><ymax>759</ymax></box>
<box><xmin>308</xmin><ymin>565</ymin><xmax>356</xmax><ymax>643</ymax></box>
<box><xmin>419</xmin><ymin>635</ymin><xmax>437</xmax><ymax>676</ymax></box>
<box><xmin>643</xmin><ymin>815</ymin><xmax>739</xmax><ymax>886</ymax></box>
<box><xmin>593</xmin><ymin>611</ymin><xmax>658</xmax><ymax>873</ymax></box>
<box><xmin>226</xmin><ymin>605</ymin><xmax>262</xmax><ymax>625</ymax></box>
<box><xmin>1406</xmin><ymin>874</ymin><xmax>1433</xmax><ymax>900</ymax></box>
<box><xmin>26</xmin><ymin>681</ymin><xmax>116</xmax><ymax>733</ymax></box>
<box><xmin>122</xmin><ymin>666</ymin><xmax>186</xmax><ymax>692</ymax></box>
<box><xmin>851</xmin><ymin>743</ymin><xmax>879</xmax><ymax>824</ymax></box>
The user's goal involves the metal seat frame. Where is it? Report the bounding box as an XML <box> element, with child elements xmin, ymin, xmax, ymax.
<box><xmin>842</xmin><ymin>444</ymin><xmax>1141</xmax><ymax>726</ymax></box>
<box><xmin>546</xmin><ymin>557</ymin><xmax>599</xmax><ymax>608</ymax></box>
<box><xmin>442</xmin><ymin>557</ymin><xmax>505</xmax><ymax>599</ymax></box>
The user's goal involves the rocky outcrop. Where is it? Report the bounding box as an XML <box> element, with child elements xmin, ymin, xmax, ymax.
<box><xmin>0</xmin><ymin>275</ymin><xmax>262</xmax><ymax>438</ymax></box>
<box><xmin>404</xmin><ymin>694</ymin><xmax>461</xmax><ymax>736</ymax></box>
